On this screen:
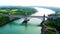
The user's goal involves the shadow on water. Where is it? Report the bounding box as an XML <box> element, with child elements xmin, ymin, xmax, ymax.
<box><xmin>24</xmin><ymin>24</ymin><xmax>28</xmax><ymax>30</ymax></box>
<box><xmin>20</xmin><ymin>23</ymin><xmax>28</xmax><ymax>30</ymax></box>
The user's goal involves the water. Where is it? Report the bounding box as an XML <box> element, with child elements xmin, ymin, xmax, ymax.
<box><xmin>0</xmin><ymin>18</ymin><xmax>42</xmax><ymax>34</ymax></box>
<box><xmin>0</xmin><ymin>7</ymin><xmax>55</xmax><ymax>34</ymax></box>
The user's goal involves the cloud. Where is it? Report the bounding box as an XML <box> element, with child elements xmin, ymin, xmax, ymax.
<box><xmin>0</xmin><ymin>0</ymin><xmax>60</xmax><ymax>7</ymax></box>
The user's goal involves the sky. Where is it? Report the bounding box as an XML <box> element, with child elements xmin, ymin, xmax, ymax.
<box><xmin>0</xmin><ymin>0</ymin><xmax>60</xmax><ymax>7</ymax></box>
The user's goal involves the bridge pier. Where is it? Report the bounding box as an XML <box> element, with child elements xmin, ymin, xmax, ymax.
<box><xmin>22</xmin><ymin>15</ymin><xmax>29</xmax><ymax>25</ymax></box>
<box><xmin>41</xmin><ymin>15</ymin><xmax>46</xmax><ymax>34</ymax></box>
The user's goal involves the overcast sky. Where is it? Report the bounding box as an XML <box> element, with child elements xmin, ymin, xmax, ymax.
<box><xmin>0</xmin><ymin>0</ymin><xmax>60</xmax><ymax>7</ymax></box>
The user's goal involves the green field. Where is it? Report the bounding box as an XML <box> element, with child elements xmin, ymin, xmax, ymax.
<box><xmin>0</xmin><ymin>7</ymin><xmax>37</xmax><ymax>26</ymax></box>
<box><xmin>0</xmin><ymin>7</ymin><xmax>37</xmax><ymax>15</ymax></box>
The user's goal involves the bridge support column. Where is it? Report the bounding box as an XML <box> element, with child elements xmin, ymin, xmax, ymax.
<box><xmin>22</xmin><ymin>15</ymin><xmax>29</xmax><ymax>25</ymax></box>
<box><xmin>41</xmin><ymin>14</ymin><xmax>45</xmax><ymax>34</ymax></box>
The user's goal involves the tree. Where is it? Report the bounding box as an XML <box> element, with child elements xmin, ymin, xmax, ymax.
<box><xmin>45</xmin><ymin>13</ymin><xmax>60</xmax><ymax>34</ymax></box>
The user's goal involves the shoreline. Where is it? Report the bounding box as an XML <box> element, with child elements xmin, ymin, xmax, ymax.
<box><xmin>0</xmin><ymin>18</ymin><xmax>20</xmax><ymax>26</ymax></box>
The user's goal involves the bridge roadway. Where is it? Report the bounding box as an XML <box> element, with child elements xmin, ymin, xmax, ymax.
<box><xmin>0</xmin><ymin>13</ymin><xmax>60</xmax><ymax>18</ymax></box>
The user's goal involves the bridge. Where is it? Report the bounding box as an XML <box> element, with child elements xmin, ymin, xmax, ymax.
<box><xmin>0</xmin><ymin>13</ymin><xmax>60</xmax><ymax>34</ymax></box>
<box><xmin>0</xmin><ymin>13</ymin><xmax>59</xmax><ymax>20</ymax></box>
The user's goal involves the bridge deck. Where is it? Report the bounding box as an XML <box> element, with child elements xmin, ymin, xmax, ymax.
<box><xmin>0</xmin><ymin>13</ymin><xmax>60</xmax><ymax>18</ymax></box>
